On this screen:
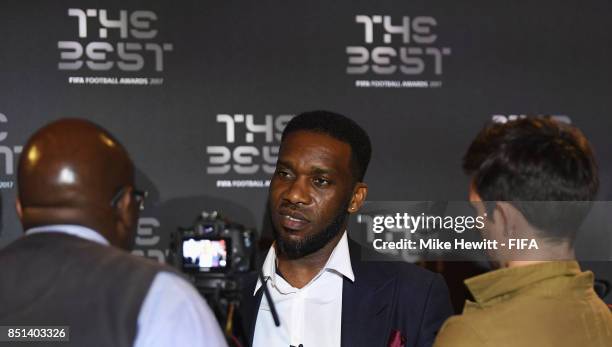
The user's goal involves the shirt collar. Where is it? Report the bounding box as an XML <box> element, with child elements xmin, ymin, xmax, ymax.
<box><xmin>465</xmin><ymin>261</ymin><xmax>582</xmax><ymax>304</ymax></box>
<box><xmin>25</xmin><ymin>224</ymin><xmax>110</xmax><ymax>246</ymax></box>
<box><xmin>254</xmin><ymin>231</ymin><xmax>355</xmax><ymax>295</ymax></box>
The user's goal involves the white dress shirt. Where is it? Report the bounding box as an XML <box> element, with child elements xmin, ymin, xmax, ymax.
<box><xmin>25</xmin><ymin>225</ymin><xmax>228</xmax><ymax>347</ymax></box>
<box><xmin>253</xmin><ymin>231</ymin><xmax>354</xmax><ymax>347</ymax></box>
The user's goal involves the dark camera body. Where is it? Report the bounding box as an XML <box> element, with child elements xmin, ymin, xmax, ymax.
<box><xmin>167</xmin><ymin>211</ymin><xmax>258</xmax><ymax>345</ymax></box>
<box><xmin>168</xmin><ymin>211</ymin><xmax>256</xmax><ymax>293</ymax></box>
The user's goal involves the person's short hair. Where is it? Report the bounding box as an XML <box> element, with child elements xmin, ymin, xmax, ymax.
<box><xmin>463</xmin><ymin>117</ymin><xmax>599</xmax><ymax>240</ymax></box>
<box><xmin>282</xmin><ymin>110</ymin><xmax>372</xmax><ymax>182</ymax></box>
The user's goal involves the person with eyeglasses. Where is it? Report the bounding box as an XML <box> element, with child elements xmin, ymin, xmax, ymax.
<box><xmin>0</xmin><ymin>119</ymin><xmax>227</xmax><ymax>347</ymax></box>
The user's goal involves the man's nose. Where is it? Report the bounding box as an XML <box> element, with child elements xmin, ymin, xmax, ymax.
<box><xmin>283</xmin><ymin>177</ymin><xmax>312</xmax><ymax>206</ymax></box>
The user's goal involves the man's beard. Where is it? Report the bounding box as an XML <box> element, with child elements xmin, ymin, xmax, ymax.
<box><xmin>274</xmin><ymin>202</ymin><xmax>350</xmax><ymax>259</ymax></box>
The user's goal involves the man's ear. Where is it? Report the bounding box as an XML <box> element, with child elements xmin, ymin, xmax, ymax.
<box><xmin>16</xmin><ymin>198</ymin><xmax>23</xmax><ymax>221</ymax></box>
<box><xmin>112</xmin><ymin>186</ymin><xmax>137</xmax><ymax>249</ymax></box>
<box><xmin>495</xmin><ymin>202</ymin><xmax>522</xmax><ymax>238</ymax></box>
<box><xmin>348</xmin><ymin>182</ymin><xmax>368</xmax><ymax>213</ymax></box>
<box><xmin>114</xmin><ymin>187</ymin><xmax>134</xmax><ymax>226</ymax></box>
<box><xmin>469</xmin><ymin>183</ymin><xmax>481</xmax><ymax>202</ymax></box>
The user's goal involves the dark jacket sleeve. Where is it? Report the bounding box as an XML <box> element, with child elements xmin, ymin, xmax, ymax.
<box><xmin>415</xmin><ymin>273</ymin><xmax>454</xmax><ymax>347</ymax></box>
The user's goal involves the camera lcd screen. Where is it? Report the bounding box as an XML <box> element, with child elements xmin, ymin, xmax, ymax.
<box><xmin>182</xmin><ymin>237</ymin><xmax>230</xmax><ymax>272</ymax></box>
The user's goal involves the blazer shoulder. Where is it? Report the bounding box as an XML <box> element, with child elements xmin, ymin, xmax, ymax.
<box><xmin>349</xmin><ymin>239</ymin><xmax>444</xmax><ymax>293</ymax></box>
<box><xmin>359</xmin><ymin>259</ymin><xmax>442</xmax><ymax>289</ymax></box>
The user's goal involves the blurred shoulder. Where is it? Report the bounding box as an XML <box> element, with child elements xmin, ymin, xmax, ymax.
<box><xmin>433</xmin><ymin>314</ymin><xmax>486</xmax><ymax>347</ymax></box>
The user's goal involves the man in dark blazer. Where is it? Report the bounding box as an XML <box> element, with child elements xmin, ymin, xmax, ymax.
<box><xmin>239</xmin><ymin>111</ymin><xmax>453</xmax><ymax>347</ymax></box>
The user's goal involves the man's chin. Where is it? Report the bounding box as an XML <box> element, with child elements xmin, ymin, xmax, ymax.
<box><xmin>272</xmin><ymin>209</ymin><xmax>348</xmax><ymax>259</ymax></box>
<box><xmin>275</xmin><ymin>239</ymin><xmax>305</xmax><ymax>259</ymax></box>
<box><xmin>277</xmin><ymin>232</ymin><xmax>304</xmax><ymax>247</ymax></box>
<box><xmin>273</xmin><ymin>231</ymin><xmax>311</xmax><ymax>259</ymax></box>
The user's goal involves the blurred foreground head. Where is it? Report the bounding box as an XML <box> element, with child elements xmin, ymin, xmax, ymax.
<box><xmin>16</xmin><ymin>119</ymin><xmax>140</xmax><ymax>250</ymax></box>
<box><xmin>463</xmin><ymin>117</ymin><xmax>599</xmax><ymax>245</ymax></box>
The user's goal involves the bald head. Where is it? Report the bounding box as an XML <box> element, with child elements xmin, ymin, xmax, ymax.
<box><xmin>17</xmin><ymin>119</ymin><xmax>138</xmax><ymax>249</ymax></box>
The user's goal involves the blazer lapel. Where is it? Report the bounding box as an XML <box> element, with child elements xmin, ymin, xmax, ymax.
<box><xmin>341</xmin><ymin>246</ymin><xmax>396</xmax><ymax>347</ymax></box>
<box><xmin>248</xmin><ymin>289</ymin><xmax>264</xmax><ymax>346</ymax></box>
<box><xmin>341</xmin><ymin>275</ymin><xmax>360</xmax><ymax>347</ymax></box>
<box><xmin>239</xmin><ymin>273</ymin><xmax>263</xmax><ymax>347</ymax></box>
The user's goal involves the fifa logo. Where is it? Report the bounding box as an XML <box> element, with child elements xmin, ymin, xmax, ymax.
<box><xmin>206</xmin><ymin>114</ymin><xmax>293</xmax><ymax>175</ymax></box>
<box><xmin>58</xmin><ymin>9</ymin><xmax>173</xmax><ymax>72</ymax></box>
<box><xmin>346</xmin><ymin>15</ymin><xmax>451</xmax><ymax>75</ymax></box>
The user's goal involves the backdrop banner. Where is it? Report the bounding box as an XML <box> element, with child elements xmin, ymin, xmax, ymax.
<box><xmin>1</xmin><ymin>1</ymin><xmax>611</xmax><ymax>295</ymax></box>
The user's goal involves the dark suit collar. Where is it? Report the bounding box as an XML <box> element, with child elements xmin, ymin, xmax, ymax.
<box><xmin>240</xmin><ymin>273</ymin><xmax>263</xmax><ymax>347</ymax></box>
<box><xmin>341</xmin><ymin>240</ymin><xmax>397</xmax><ymax>347</ymax></box>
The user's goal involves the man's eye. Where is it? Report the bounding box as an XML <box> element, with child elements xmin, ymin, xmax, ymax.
<box><xmin>313</xmin><ymin>177</ymin><xmax>330</xmax><ymax>186</ymax></box>
<box><xmin>276</xmin><ymin>169</ymin><xmax>291</xmax><ymax>178</ymax></box>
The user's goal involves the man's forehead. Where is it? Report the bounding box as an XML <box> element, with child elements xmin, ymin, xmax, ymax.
<box><xmin>281</xmin><ymin>131</ymin><xmax>350</xmax><ymax>152</ymax></box>
<box><xmin>278</xmin><ymin>131</ymin><xmax>352</xmax><ymax>169</ymax></box>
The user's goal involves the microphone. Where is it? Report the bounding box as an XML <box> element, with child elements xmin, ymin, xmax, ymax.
<box><xmin>259</xmin><ymin>270</ymin><xmax>281</xmax><ymax>327</ymax></box>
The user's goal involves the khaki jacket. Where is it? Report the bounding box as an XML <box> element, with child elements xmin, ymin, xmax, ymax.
<box><xmin>434</xmin><ymin>261</ymin><xmax>612</xmax><ymax>347</ymax></box>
